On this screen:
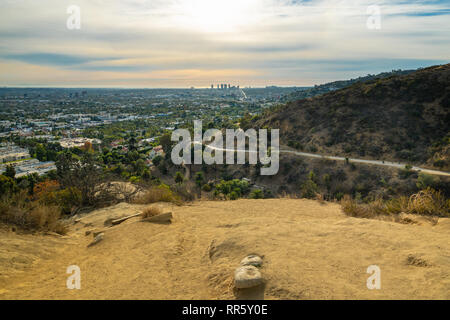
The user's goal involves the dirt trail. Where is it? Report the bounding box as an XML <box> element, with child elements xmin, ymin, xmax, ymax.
<box><xmin>0</xmin><ymin>199</ymin><xmax>449</xmax><ymax>300</ymax></box>
<box><xmin>193</xmin><ymin>142</ymin><xmax>450</xmax><ymax>177</ymax></box>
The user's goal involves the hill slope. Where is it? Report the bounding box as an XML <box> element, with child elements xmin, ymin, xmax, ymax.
<box><xmin>1</xmin><ymin>200</ymin><xmax>449</xmax><ymax>300</ymax></box>
<box><xmin>255</xmin><ymin>64</ymin><xmax>450</xmax><ymax>170</ymax></box>
<box><xmin>281</xmin><ymin>69</ymin><xmax>415</xmax><ymax>102</ymax></box>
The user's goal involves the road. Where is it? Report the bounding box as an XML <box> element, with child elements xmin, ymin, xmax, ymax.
<box><xmin>281</xmin><ymin>149</ymin><xmax>450</xmax><ymax>177</ymax></box>
<box><xmin>192</xmin><ymin>142</ymin><xmax>450</xmax><ymax>177</ymax></box>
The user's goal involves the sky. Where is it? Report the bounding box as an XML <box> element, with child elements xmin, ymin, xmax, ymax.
<box><xmin>0</xmin><ymin>0</ymin><xmax>449</xmax><ymax>88</ymax></box>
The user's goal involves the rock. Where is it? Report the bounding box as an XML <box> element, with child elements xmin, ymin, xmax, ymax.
<box><xmin>111</xmin><ymin>213</ymin><xmax>142</xmax><ymax>226</ymax></box>
<box><xmin>93</xmin><ymin>230</ymin><xmax>105</xmax><ymax>237</ymax></box>
<box><xmin>104</xmin><ymin>218</ymin><xmax>114</xmax><ymax>227</ymax></box>
<box><xmin>85</xmin><ymin>230</ymin><xmax>92</xmax><ymax>236</ymax></box>
<box><xmin>234</xmin><ymin>266</ymin><xmax>263</xmax><ymax>289</ymax></box>
<box><xmin>142</xmin><ymin>212</ymin><xmax>173</xmax><ymax>223</ymax></box>
<box><xmin>240</xmin><ymin>255</ymin><xmax>263</xmax><ymax>267</ymax></box>
<box><xmin>87</xmin><ymin>233</ymin><xmax>104</xmax><ymax>247</ymax></box>
<box><xmin>46</xmin><ymin>231</ymin><xmax>63</xmax><ymax>237</ymax></box>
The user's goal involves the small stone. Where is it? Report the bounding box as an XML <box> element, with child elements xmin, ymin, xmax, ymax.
<box><xmin>240</xmin><ymin>255</ymin><xmax>263</xmax><ymax>267</ymax></box>
<box><xmin>85</xmin><ymin>230</ymin><xmax>92</xmax><ymax>236</ymax></box>
<box><xmin>234</xmin><ymin>266</ymin><xmax>263</xmax><ymax>289</ymax></box>
<box><xmin>104</xmin><ymin>218</ymin><xmax>114</xmax><ymax>227</ymax></box>
<box><xmin>142</xmin><ymin>212</ymin><xmax>173</xmax><ymax>223</ymax></box>
<box><xmin>46</xmin><ymin>231</ymin><xmax>63</xmax><ymax>237</ymax></box>
<box><xmin>87</xmin><ymin>233</ymin><xmax>104</xmax><ymax>247</ymax></box>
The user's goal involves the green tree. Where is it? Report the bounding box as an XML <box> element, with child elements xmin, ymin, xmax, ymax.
<box><xmin>56</xmin><ymin>151</ymin><xmax>103</xmax><ymax>206</ymax></box>
<box><xmin>159</xmin><ymin>133</ymin><xmax>173</xmax><ymax>154</ymax></box>
<box><xmin>195</xmin><ymin>172</ymin><xmax>204</xmax><ymax>188</ymax></box>
<box><xmin>174</xmin><ymin>171</ymin><xmax>184</xmax><ymax>184</ymax></box>
<box><xmin>301</xmin><ymin>173</ymin><xmax>319</xmax><ymax>199</ymax></box>
<box><xmin>152</xmin><ymin>155</ymin><xmax>163</xmax><ymax>167</ymax></box>
<box><xmin>35</xmin><ymin>143</ymin><xmax>47</xmax><ymax>161</ymax></box>
<box><xmin>322</xmin><ymin>174</ymin><xmax>332</xmax><ymax>194</ymax></box>
<box><xmin>4</xmin><ymin>165</ymin><xmax>15</xmax><ymax>179</ymax></box>
<box><xmin>142</xmin><ymin>169</ymin><xmax>151</xmax><ymax>181</ymax></box>
<box><xmin>416</xmin><ymin>173</ymin><xmax>438</xmax><ymax>190</ymax></box>
<box><xmin>0</xmin><ymin>175</ymin><xmax>16</xmax><ymax>195</ymax></box>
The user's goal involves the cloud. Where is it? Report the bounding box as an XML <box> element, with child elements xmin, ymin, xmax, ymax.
<box><xmin>1</xmin><ymin>53</ymin><xmax>106</xmax><ymax>66</ymax></box>
<box><xmin>0</xmin><ymin>0</ymin><xmax>449</xmax><ymax>87</ymax></box>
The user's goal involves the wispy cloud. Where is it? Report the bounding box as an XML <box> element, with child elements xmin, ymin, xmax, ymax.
<box><xmin>0</xmin><ymin>0</ymin><xmax>449</xmax><ymax>87</ymax></box>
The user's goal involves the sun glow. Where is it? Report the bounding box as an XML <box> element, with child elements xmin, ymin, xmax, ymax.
<box><xmin>175</xmin><ymin>0</ymin><xmax>261</xmax><ymax>32</ymax></box>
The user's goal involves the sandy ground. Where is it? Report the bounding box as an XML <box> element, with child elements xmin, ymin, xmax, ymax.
<box><xmin>0</xmin><ymin>199</ymin><xmax>449</xmax><ymax>300</ymax></box>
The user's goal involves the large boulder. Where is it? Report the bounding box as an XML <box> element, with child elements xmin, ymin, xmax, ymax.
<box><xmin>234</xmin><ymin>266</ymin><xmax>263</xmax><ymax>289</ymax></box>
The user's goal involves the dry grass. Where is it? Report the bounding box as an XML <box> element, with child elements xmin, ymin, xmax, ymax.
<box><xmin>134</xmin><ymin>185</ymin><xmax>182</xmax><ymax>205</ymax></box>
<box><xmin>341</xmin><ymin>188</ymin><xmax>449</xmax><ymax>220</ymax></box>
<box><xmin>0</xmin><ymin>191</ymin><xmax>68</xmax><ymax>235</ymax></box>
<box><xmin>315</xmin><ymin>193</ymin><xmax>326</xmax><ymax>204</ymax></box>
<box><xmin>141</xmin><ymin>206</ymin><xmax>163</xmax><ymax>219</ymax></box>
<box><xmin>29</xmin><ymin>205</ymin><xmax>68</xmax><ymax>235</ymax></box>
<box><xmin>408</xmin><ymin>188</ymin><xmax>449</xmax><ymax>217</ymax></box>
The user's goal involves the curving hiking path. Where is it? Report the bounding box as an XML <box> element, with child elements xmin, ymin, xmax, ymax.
<box><xmin>193</xmin><ymin>142</ymin><xmax>450</xmax><ymax>177</ymax></box>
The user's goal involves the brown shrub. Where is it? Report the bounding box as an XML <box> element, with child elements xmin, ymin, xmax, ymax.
<box><xmin>408</xmin><ymin>188</ymin><xmax>449</xmax><ymax>217</ymax></box>
<box><xmin>340</xmin><ymin>195</ymin><xmax>371</xmax><ymax>218</ymax></box>
<box><xmin>141</xmin><ymin>206</ymin><xmax>163</xmax><ymax>219</ymax></box>
<box><xmin>0</xmin><ymin>191</ymin><xmax>68</xmax><ymax>235</ymax></box>
<box><xmin>29</xmin><ymin>205</ymin><xmax>68</xmax><ymax>235</ymax></box>
<box><xmin>341</xmin><ymin>188</ymin><xmax>449</xmax><ymax>219</ymax></box>
<box><xmin>134</xmin><ymin>185</ymin><xmax>182</xmax><ymax>205</ymax></box>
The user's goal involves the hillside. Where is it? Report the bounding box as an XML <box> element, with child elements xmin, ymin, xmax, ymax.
<box><xmin>1</xmin><ymin>199</ymin><xmax>449</xmax><ymax>300</ymax></box>
<box><xmin>281</xmin><ymin>69</ymin><xmax>415</xmax><ymax>103</ymax></box>
<box><xmin>255</xmin><ymin>64</ymin><xmax>450</xmax><ymax>170</ymax></box>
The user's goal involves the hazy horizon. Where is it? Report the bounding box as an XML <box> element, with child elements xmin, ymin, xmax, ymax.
<box><xmin>1</xmin><ymin>0</ymin><xmax>449</xmax><ymax>88</ymax></box>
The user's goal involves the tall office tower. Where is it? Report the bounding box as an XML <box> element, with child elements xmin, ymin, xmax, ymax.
<box><xmin>220</xmin><ymin>84</ymin><xmax>224</xmax><ymax>89</ymax></box>
<box><xmin>217</xmin><ymin>84</ymin><xmax>220</xmax><ymax>89</ymax></box>
<box><xmin>228</xmin><ymin>84</ymin><xmax>231</xmax><ymax>89</ymax></box>
<box><xmin>211</xmin><ymin>84</ymin><xmax>214</xmax><ymax>89</ymax></box>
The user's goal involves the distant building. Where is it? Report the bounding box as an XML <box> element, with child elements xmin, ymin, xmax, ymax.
<box><xmin>149</xmin><ymin>145</ymin><xmax>164</xmax><ymax>160</ymax></box>
<box><xmin>0</xmin><ymin>144</ymin><xmax>30</xmax><ymax>163</ymax></box>
<box><xmin>59</xmin><ymin>137</ymin><xmax>101</xmax><ymax>149</ymax></box>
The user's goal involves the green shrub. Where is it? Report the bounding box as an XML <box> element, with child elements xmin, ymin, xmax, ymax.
<box><xmin>416</xmin><ymin>173</ymin><xmax>438</xmax><ymax>190</ymax></box>
<box><xmin>300</xmin><ymin>175</ymin><xmax>319</xmax><ymax>199</ymax></box>
<box><xmin>202</xmin><ymin>184</ymin><xmax>212</xmax><ymax>192</ymax></box>
<box><xmin>215</xmin><ymin>179</ymin><xmax>250</xmax><ymax>198</ymax></box>
<box><xmin>174</xmin><ymin>171</ymin><xmax>184</xmax><ymax>184</ymax></box>
<box><xmin>0</xmin><ymin>174</ymin><xmax>16</xmax><ymax>195</ymax></box>
<box><xmin>250</xmin><ymin>189</ymin><xmax>264</xmax><ymax>199</ymax></box>
<box><xmin>41</xmin><ymin>187</ymin><xmax>82</xmax><ymax>215</ymax></box>
<box><xmin>229</xmin><ymin>191</ymin><xmax>238</xmax><ymax>200</ymax></box>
